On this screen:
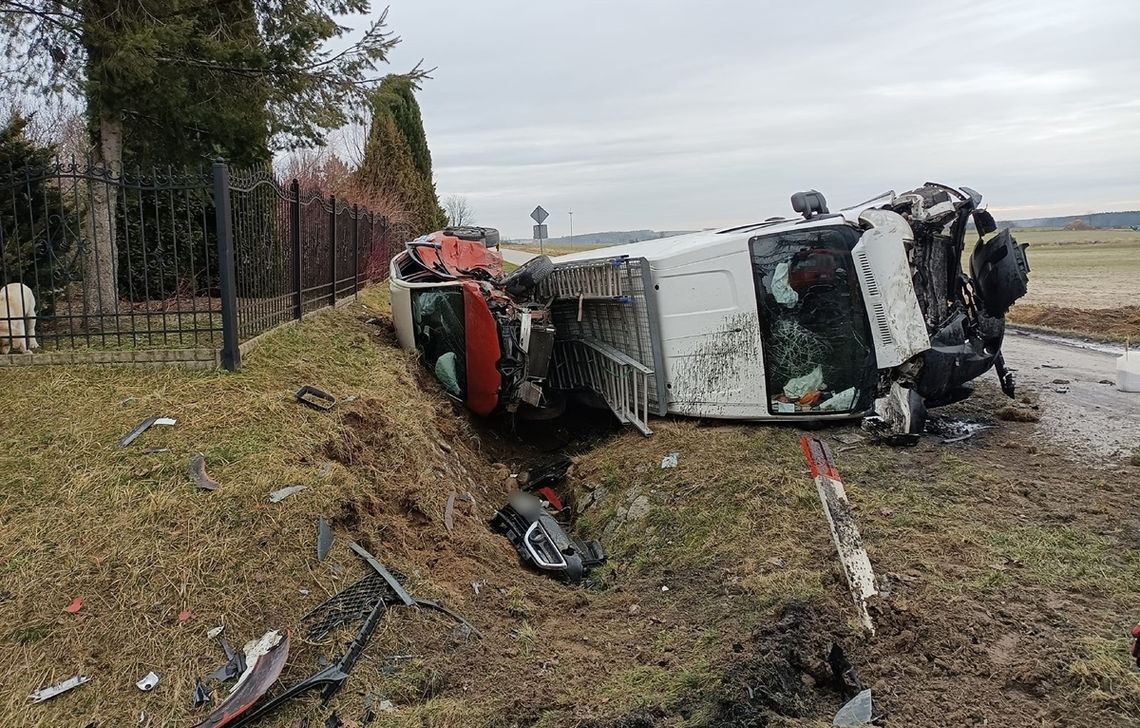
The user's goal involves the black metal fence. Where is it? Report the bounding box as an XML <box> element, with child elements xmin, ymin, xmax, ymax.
<box><xmin>0</xmin><ymin>159</ymin><xmax>398</xmax><ymax>369</ymax></box>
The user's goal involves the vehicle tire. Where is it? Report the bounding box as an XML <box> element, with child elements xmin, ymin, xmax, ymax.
<box><xmin>503</xmin><ymin>255</ymin><xmax>555</xmax><ymax>298</ymax></box>
<box><xmin>444</xmin><ymin>226</ymin><xmax>500</xmax><ymax>248</ymax></box>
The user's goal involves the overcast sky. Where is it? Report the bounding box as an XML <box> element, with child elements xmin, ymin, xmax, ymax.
<box><xmin>361</xmin><ymin>0</ymin><xmax>1140</xmax><ymax>238</ymax></box>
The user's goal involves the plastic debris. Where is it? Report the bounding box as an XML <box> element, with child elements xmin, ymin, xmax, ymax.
<box><xmin>116</xmin><ymin>416</ymin><xmax>176</xmax><ymax>449</ymax></box>
<box><xmin>28</xmin><ymin>675</ymin><xmax>90</xmax><ymax>703</ymax></box>
<box><xmin>191</xmin><ymin>678</ymin><xmax>210</xmax><ymax>707</ymax></box>
<box><xmin>784</xmin><ymin>367</ymin><xmax>825</xmax><ymax>400</ymax></box>
<box><xmin>64</xmin><ymin>597</ymin><xmax>83</xmax><ymax>613</ymax></box>
<box><xmin>135</xmin><ymin>671</ymin><xmax>160</xmax><ymax>691</ymax></box>
<box><xmin>188</xmin><ymin>454</ymin><xmax>219</xmax><ymax>491</ymax></box>
<box><xmin>295</xmin><ymin>385</ymin><xmax>336</xmax><ymax>411</ymax></box>
<box><xmin>178</xmin><ymin>610</ymin><xmax>193</xmax><ymax>623</ymax></box>
<box><xmin>267</xmin><ymin>485</ymin><xmax>306</xmax><ymax>503</ymax></box>
<box><xmin>660</xmin><ymin>452</ymin><xmax>679</xmax><ymax>469</ymax></box>
<box><xmin>833</xmin><ymin>688</ymin><xmax>872</xmax><ymax>726</ymax></box>
<box><xmin>316</xmin><ymin>517</ymin><xmax>333</xmax><ymax>562</ymax></box>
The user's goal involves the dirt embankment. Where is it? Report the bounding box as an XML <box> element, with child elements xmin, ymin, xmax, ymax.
<box><xmin>1009</xmin><ymin>304</ymin><xmax>1140</xmax><ymax>341</ymax></box>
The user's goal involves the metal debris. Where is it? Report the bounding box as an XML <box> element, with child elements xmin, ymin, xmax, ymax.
<box><xmin>295</xmin><ymin>385</ymin><xmax>336</xmax><ymax>411</ymax></box>
<box><xmin>28</xmin><ymin>674</ymin><xmax>91</xmax><ymax>703</ymax></box>
<box><xmin>135</xmin><ymin>671</ymin><xmax>159</xmax><ymax>691</ymax></box>
<box><xmin>205</xmin><ymin>626</ymin><xmax>246</xmax><ymax>683</ymax></box>
<box><xmin>188</xmin><ymin>454</ymin><xmax>220</xmax><ymax>491</ymax></box>
<box><xmin>660</xmin><ymin>452</ymin><xmax>679</xmax><ymax>469</ymax></box>
<box><xmin>116</xmin><ymin>416</ymin><xmax>176</xmax><ymax>449</ymax></box>
<box><xmin>316</xmin><ymin>517</ymin><xmax>333</xmax><ymax>562</ymax></box>
<box><xmin>268</xmin><ymin>485</ymin><xmax>306</xmax><ymax>503</ymax></box>
<box><xmin>801</xmin><ymin>436</ymin><xmax>878</xmax><ymax>634</ymax></box>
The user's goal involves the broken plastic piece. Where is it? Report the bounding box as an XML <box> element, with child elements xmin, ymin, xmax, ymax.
<box><xmin>192</xmin><ymin>679</ymin><xmax>210</xmax><ymax>708</ymax></box>
<box><xmin>660</xmin><ymin>452</ymin><xmax>679</xmax><ymax>469</ymax></box>
<box><xmin>267</xmin><ymin>485</ymin><xmax>306</xmax><ymax>503</ymax></box>
<box><xmin>178</xmin><ymin>610</ymin><xmax>193</xmax><ymax>623</ymax></box>
<box><xmin>206</xmin><ymin>628</ymin><xmax>246</xmax><ymax>684</ymax></box>
<box><xmin>490</xmin><ymin>490</ymin><xmax>605</xmax><ymax>584</ymax></box>
<box><xmin>64</xmin><ymin>597</ymin><xmax>83</xmax><ymax>613</ymax></box>
<box><xmin>28</xmin><ymin>674</ymin><xmax>90</xmax><ymax>703</ymax></box>
<box><xmin>295</xmin><ymin>385</ymin><xmax>337</xmax><ymax>411</ymax></box>
<box><xmin>802</xmin><ymin>437</ymin><xmax>877</xmax><ymax>634</ymax></box>
<box><xmin>317</xmin><ymin>518</ymin><xmax>333</xmax><ymax>562</ymax></box>
<box><xmin>348</xmin><ymin>542</ymin><xmax>415</xmax><ymax>607</ymax></box>
<box><xmin>443</xmin><ymin>492</ymin><xmax>458</xmax><ymax>533</ymax></box>
<box><xmin>188</xmin><ymin>454</ymin><xmax>220</xmax><ymax>491</ymax></box>
<box><xmin>193</xmin><ymin>632</ymin><xmax>289</xmax><ymax>728</ymax></box>
<box><xmin>135</xmin><ymin>671</ymin><xmax>160</xmax><ymax>691</ymax></box>
<box><xmin>116</xmin><ymin>416</ymin><xmax>176</xmax><ymax>449</ymax></box>
<box><xmin>833</xmin><ymin>688</ymin><xmax>872</xmax><ymax>726</ymax></box>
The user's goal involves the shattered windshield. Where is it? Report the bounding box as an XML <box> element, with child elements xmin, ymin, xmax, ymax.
<box><xmin>749</xmin><ymin>226</ymin><xmax>876</xmax><ymax>416</ymax></box>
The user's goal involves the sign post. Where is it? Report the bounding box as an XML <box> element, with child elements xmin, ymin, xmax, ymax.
<box><xmin>530</xmin><ymin>205</ymin><xmax>549</xmax><ymax>254</ymax></box>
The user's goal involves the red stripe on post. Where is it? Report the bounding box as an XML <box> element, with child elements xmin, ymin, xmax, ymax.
<box><xmin>800</xmin><ymin>435</ymin><xmax>841</xmax><ymax>481</ymax></box>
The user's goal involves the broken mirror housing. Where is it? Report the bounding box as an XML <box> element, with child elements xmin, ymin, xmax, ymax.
<box><xmin>390</xmin><ymin>182</ymin><xmax>1029</xmax><ymax>439</ymax></box>
<box><xmin>490</xmin><ymin>490</ymin><xmax>605</xmax><ymax>584</ymax></box>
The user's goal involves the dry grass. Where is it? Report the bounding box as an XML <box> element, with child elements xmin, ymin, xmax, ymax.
<box><xmin>1008</xmin><ymin>304</ymin><xmax>1140</xmax><ymax>341</ymax></box>
<box><xmin>503</xmin><ymin>244</ymin><xmax>603</xmax><ymax>257</ymax></box>
<box><xmin>2</xmin><ymin>288</ymin><xmax>1138</xmax><ymax>727</ymax></box>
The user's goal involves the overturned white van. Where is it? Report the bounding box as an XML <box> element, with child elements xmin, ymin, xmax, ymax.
<box><xmin>391</xmin><ymin>184</ymin><xmax>1030</xmax><ymax>439</ymax></box>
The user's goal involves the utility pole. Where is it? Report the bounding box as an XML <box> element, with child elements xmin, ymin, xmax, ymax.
<box><xmin>569</xmin><ymin>209</ymin><xmax>574</xmax><ymax>247</ymax></box>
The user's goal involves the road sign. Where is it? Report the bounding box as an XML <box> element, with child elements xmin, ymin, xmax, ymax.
<box><xmin>533</xmin><ymin>224</ymin><xmax>548</xmax><ymax>240</ymax></box>
<box><xmin>530</xmin><ymin>205</ymin><xmax>549</xmax><ymax>224</ymax></box>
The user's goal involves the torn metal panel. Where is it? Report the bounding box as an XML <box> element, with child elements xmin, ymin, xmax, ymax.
<box><xmin>800</xmin><ymin>436</ymin><xmax>877</xmax><ymax>633</ymax></box>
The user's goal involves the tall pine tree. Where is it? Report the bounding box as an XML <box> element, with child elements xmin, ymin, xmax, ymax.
<box><xmin>357</xmin><ymin>76</ymin><xmax>446</xmax><ymax>234</ymax></box>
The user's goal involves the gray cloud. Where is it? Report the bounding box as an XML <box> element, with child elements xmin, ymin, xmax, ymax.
<box><xmin>362</xmin><ymin>0</ymin><xmax>1140</xmax><ymax>237</ymax></box>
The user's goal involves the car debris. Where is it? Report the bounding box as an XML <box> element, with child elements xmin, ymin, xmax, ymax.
<box><xmin>660</xmin><ymin>452</ymin><xmax>679</xmax><ymax>469</ymax></box>
<box><xmin>28</xmin><ymin>674</ymin><xmax>90</xmax><ymax>703</ymax></box>
<box><xmin>444</xmin><ymin>491</ymin><xmax>475</xmax><ymax>533</ymax></box>
<box><xmin>230</xmin><ymin>545</ymin><xmax>479</xmax><ymax>727</ymax></box>
<box><xmin>267</xmin><ymin>485</ymin><xmax>306</xmax><ymax>503</ymax></box>
<box><xmin>64</xmin><ymin>596</ymin><xmax>83</xmax><ymax>613</ymax></box>
<box><xmin>490</xmin><ymin>490</ymin><xmax>605</xmax><ymax>584</ymax></box>
<box><xmin>316</xmin><ymin>517</ymin><xmax>333</xmax><ymax>562</ymax></box>
<box><xmin>1130</xmin><ymin>624</ymin><xmax>1140</xmax><ymax>666</ymax></box>
<box><xmin>188</xmin><ymin>454</ymin><xmax>220</xmax><ymax>491</ymax></box>
<box><xmin>116</xmin><ymin>416</ymin><xmax>176</xmax><ymax>449</ymax></box>
<box><xmin>135</xmin><ymin>671</ymin><xmax>160</xmax><ymax>691</ymax></box>
<box><xmin>206</xmin><ymin>626</ymin><xmax>246</xmax><ymax>684</ymax></box>
<box><xmin>801</xmin><ymin>436</ymin><xmax>878</xmax><ymax>634</ymax></box>
<box><xmin>193</xmin><ymin>631</ymin><xmax>289</xmax><ymax>728</ymax></box>
<box><xmin>192</xmin><ymin>679</ymin><xmax>210</xmax><ymax>707</ymax></box>
<box><xmin>392</xmin><ymin>185</ymin><xmax>1029</xmax><ymax>441</ymax></box>
<box><xmin>833</xmin><ymin>688</ymin><xmax>873</xmax><ymax>726</ymax></box>
<box><xmin>295</xmin><ymin>385</ymin><xmax>337</xmax><ymax>411</ymax></box>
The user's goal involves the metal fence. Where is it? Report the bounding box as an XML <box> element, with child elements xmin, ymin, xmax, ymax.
<box><xmin>0</xmin><ymin>159</ymin><xmax>398</xmax><ymax>369</ymax></box>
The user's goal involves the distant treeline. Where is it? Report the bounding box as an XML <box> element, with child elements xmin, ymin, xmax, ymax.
<box><xmin>1001</xmin><ymin>211</ymin><xmax>1140</xmax><ymax>229</ymax></box>
<box><xmin>510</xmin><ymin>229</ymin><xmax>698</xmax><ymax>247</ymax></box>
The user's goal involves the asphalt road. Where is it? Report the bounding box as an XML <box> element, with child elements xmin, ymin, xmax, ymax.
<box><xmin>500</xmin><ymin>247</ymin><xmax>538</xmax><ymax>266</ymax></box>
<box><xmin>1001</xmin><ymin>329</ymin><xmax>1138</xmax><ymax>460</ymax></box>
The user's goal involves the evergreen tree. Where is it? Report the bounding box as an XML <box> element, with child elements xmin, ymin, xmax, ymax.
<box><xmin>0</xmin><ymin>115</ymin><xmax>76</xmax><ymax>314</ymax></box>
<box><xmin>2</xmin><ymin>0</ymin><xmax>403</xmax><ymax>314</ymax></box>
<box><xmin>357</xmin><ymin>76</ymin><xmax>446</xmax><ymax>234</ymax></box>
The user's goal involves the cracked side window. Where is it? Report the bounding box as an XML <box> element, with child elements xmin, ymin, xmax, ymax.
<box><xmin>749</xmin><ymin>227</ymin><xmax>877</xmax><ymax>416</ymax></box>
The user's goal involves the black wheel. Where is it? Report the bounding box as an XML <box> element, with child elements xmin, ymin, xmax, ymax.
<box><xmin>503</xmin><ymin>255</ymin><xmax>554</xmax><ymax>298</ymax></box>
<box><xmin>444</xmin><ymin>226</ymin><xmax>500</xmax><ymax>248</ymax></box>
